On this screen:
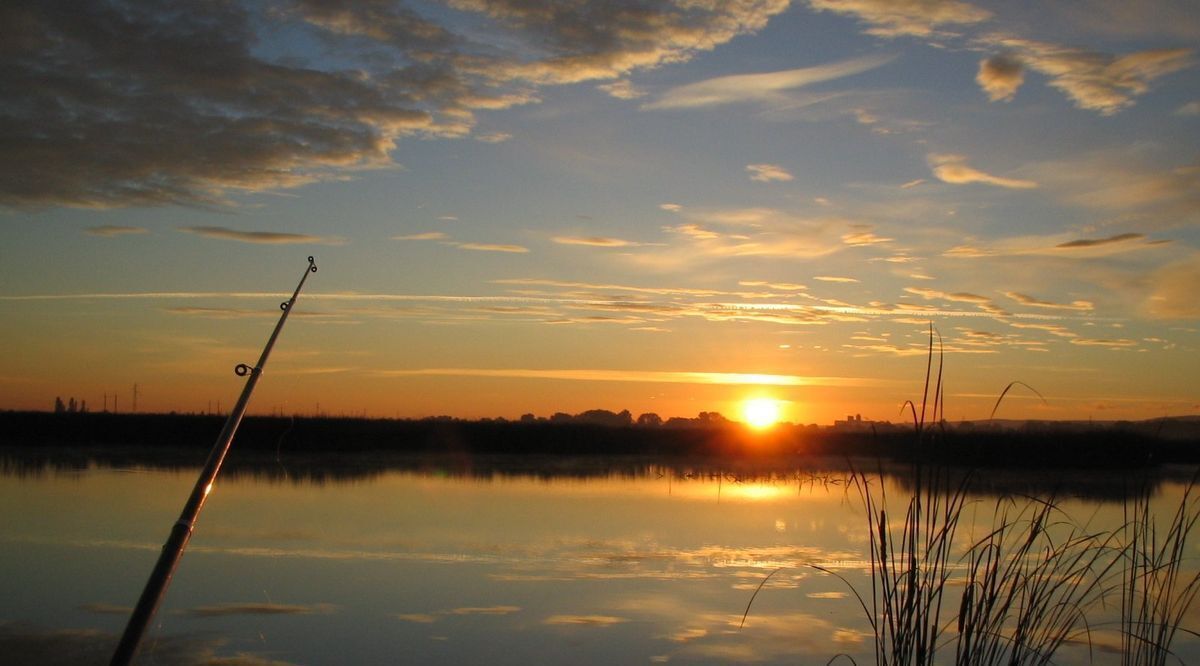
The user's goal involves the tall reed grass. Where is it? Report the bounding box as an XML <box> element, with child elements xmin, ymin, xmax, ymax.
<box><xmin>1120</xmin><ymin>476</ymin><xmax>1200</xmax><ymax>666</ymax></box>
<box><xmin>806</xmin><ymin>324</ymin><xmax>1200</xmax><ymax>665</ymax></box>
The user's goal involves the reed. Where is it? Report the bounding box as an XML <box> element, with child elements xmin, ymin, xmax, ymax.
<box><xmin>826</xmin><ymin>463</ymin><xmax>971</xmax><ymax>665</ymax></box>
<box><xmin>1119</xmin><ymin>476</ymin><xmax>1200</xmax><ymax>666</ymax></box>
<box><xmin>955</xmin><ymin>497</ymin><xmax>1119</xmax><ymax>665</ymax></box>
<box><xmin>809</xmin><ymin>322</ymin><xmax>1199</xmax><ymax>665</ymax></box>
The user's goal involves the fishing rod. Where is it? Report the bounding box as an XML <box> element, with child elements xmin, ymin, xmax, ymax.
<box><xmin>110</xmin><ymin>256</ymin><xmax>318</xmax><ymax>666</ymax></box>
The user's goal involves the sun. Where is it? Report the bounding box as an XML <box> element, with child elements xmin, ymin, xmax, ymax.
<box><xmin>742</xmin><ymin>398</ymin><xmax>782</xmax><ymax>430</ymax></box>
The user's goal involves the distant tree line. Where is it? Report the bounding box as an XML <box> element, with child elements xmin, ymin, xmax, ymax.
<box><xmin>514</xmin><ymin>409</ymin><xmax>733</xmax><ymax>429</ymax></box>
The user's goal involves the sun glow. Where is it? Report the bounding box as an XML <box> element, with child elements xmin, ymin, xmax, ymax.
<box><xmin>742</xmin><ymin>398</ymin><xmax>782</xmax><ymax>430</ymax></box>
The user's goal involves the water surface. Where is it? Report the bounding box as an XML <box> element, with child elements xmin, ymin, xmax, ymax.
<box><xmin>2</xmin><ymin>451</ymin><xmax>1198</xmax><ymax>664</ymax></box>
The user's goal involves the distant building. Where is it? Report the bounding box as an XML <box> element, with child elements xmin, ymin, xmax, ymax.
<box><xmin>832</xmin><ymin>414</ymin><xmax>872</xmax><ymax>432</ymax></box>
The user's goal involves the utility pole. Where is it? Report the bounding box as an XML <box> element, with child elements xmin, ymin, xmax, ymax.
<box><xmin>104</xmin><ymin>393</ymin><xmax>108</xmax><ymax>412</ymax></box>
<box><xmin>132</xmin><ymin>383</ymin><xmax>139</xmax><ymax>413</ymax></box>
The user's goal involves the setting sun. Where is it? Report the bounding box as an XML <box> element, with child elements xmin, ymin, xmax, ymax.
<box><xmin>742</xmin><ymin>398</ymin><xmax>783</xmax><ymax>430</ymax></box>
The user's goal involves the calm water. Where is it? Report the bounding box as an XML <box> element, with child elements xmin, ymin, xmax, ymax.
<box><xmin>2</xmin><ymin>451</ymin><xmax>1199</xmax><ymax>665</ymax></box>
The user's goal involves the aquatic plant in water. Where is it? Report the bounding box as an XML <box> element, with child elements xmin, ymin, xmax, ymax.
<box><xmin>805</xmin><ymin>324</ymin><xmax>1200</xmax><ymax>665</ymax></box>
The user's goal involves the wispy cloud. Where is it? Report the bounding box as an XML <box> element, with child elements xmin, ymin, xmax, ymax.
<box><xmin>807</xmin><ymin>0</ymin><xmax>991</xmax><ymax>38</ymax></box>
<box><xmin>739</xmin><ymin>281</ymin><xmax>808</xmax><ymax>291</ymax></box>
<box><xmin>945</xmin><ymin>231</ymin><xmax>1168</xmax><ymax>258</ymax></box>
<box><xmin>813</xmin><ymin>276</ymin><xmax>859</xmax><ymax>283</ymax></box>
<box><xmin>643</xmin><ymin>54</ymin><xmax>894</xmax><ymax>110</ymax></box>
<box><xmin>1056</xmin><ymin>233</ymin><xmax>1156</xmax><ymax>249</ymax></box>
<box><xmin>597</xmin><ymin>80</ymin><xmax>646</xmax><ymax>100</ymax></box>
<box><xmin>85</xmin><ymin>225</ymin><xmax>149</xmax><ymax>237</ymax></box>
<box><xmin>842</xmin><ymin>229</ymin><xmax>893</xmax><ymax>246</ymax></box>
<box><xmin>543</xmin><ymin>615</ymin><xmax>628</xmax><ymax>626</ymax></box>
<box><xmin>552</xmin><ymin>236</ymin><xmax>642</xmax><ymax>247</ymax></box>
<box><xmin>396</xmin><ymin>606</ymin><xmax>521</xmax><ymax>623</ymax></box>
<box><xmin>494</xmin><ymin>278</ymin><xmax>733</xmax><ymax>297</ymax></box>
<box><xmin>475</xmin><ymin>131</ymin><xmax>512</xmax><ymax>143</ymax></box>
<box><xmin>164</xmin><ymin>306</ymin><xmax>343</xmax><ymax>321</ymax></box>
<box><xmin>373</xmin><ymin>367</ymin><xmax>887</xmax><ymax>388</ymax></box>
<box><xmin>649</xmin><ymin>207</ymin><xmax>857</xmax><ymax>263</ymax></box>
<box><xmin>79</xmin><ymin>602</ymin><xmax>133</xmax><ymax>615</ymax></box>
<box><xmin>659</xmin><ymin>203</ymin><xmax>683</xmax><ymax>213</ymax></box>
<box><xmin>392</xmin><ymin>232</ymin><xmax>450</xmax><ymax>241</ymax></box>
<box><xmin>1009</xmin><ymin>322</ymin><xmax>1078</xmax><ymax>338</ymax></box>
<box><xmin>927</xmin><ymin>154</ymin><xmax>1037</xmax><ymax>189</ymax></box>
<box><xmin>1147</xmin><ymin>255</ymin><xmax>1200</xmax><ymax>319</ymax></box>
<box><xmin>457</xmin><ymin>243</ymin><xmax>529</xmax><ymax>253</ymax></box>
<box><xmin>1023</xmin><ymin>151</ymin><xmax>1199</xmax><ymax>226</ymax></box>
<box><xmin>746</xmin><ymin>164</ymin><xmax>794</xmax><ymax>182</ymax></box>
<box><xmin>904</xmin><ymin>287</ymin><xmax>993</xmax><ymax>304</ymax></box>
<box><xmin>1177</xmin><ymin>101</ymin><xmax>1200</xmax><ymax>116</ymax></box>
<box><xmin>180</xmin><ymin>226</ymin><xmax>344</xmax><ymax>245</ymax></box>
<box><xmin>1070</xmin><ymin>337</ymin><xmax>1139</xmax><ymax>348</ymax></box>
<box><xmin>184</xmin><ymin>602</ymin><xmax>335</xmax><ymax>617</ymax></box>
<box><xmin>1005</xmin><ymin>292</ymin><xmax>1094</xmax><ymax>311</ymax></box>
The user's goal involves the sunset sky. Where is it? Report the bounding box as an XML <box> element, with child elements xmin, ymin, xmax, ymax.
<box><xmin>2</xmin><ymin>0</ymin><xmax>1198</xmax><ymax>424</ymax></box>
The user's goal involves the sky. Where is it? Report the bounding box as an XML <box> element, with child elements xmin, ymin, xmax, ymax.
<box><xmin>2</xmin><ymin>0</ymin><xmax>1198</xmax><ymax>425</ymax></box>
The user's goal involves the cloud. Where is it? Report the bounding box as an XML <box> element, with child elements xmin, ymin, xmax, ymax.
<box><xmin>928</xmin><ymin>154</ymin><xmax>1038</xmax><ymax>189</ymax></box>
<box><xmin>475</xmin><ymin>132</ymin><xmax>513</xmax><ymax>143</ymax></box>
<box><xmin>1022</xmin><ymin>152</ymin><xmax>1199</xmax><ymax>226</ymax></box>
<box><xmin>746</xmin><ymin>164</ymin><xmax>794</xmax><ymax>182</ymax></box>
<box><xmin>451</xmin><ymin>0</ymin><xmax>791</xmax><ymax>85</ymax></box>
<box><xmin>395</xmin><ymin>613</ymin><xmax>439</xmax><ymax>624</ymax></box>
<box><xmin>1178</xmin><ymin>101</ymin><xmax>1200</xmax><ymax>115</ymax></box>
<box><xmin>660</xmin><ymin>203</ymin><xmax>683</xmax><ymax>212</ymax></box>
<box><xmin>543</xmin><ymin>615</ymin><xmax>628</xmax><ymax>626</ymax></box>
<box><xmin>1147</xmin><ymin>255</ymin><xmax>1200</xmax><ymax>318</ymax></box>
<box><xmin>904</xmin><ymin>287</ymin><xmax>992</xmax><ymax>304</ymax></box>
<box><xmin>494</xmin><ymin>277</ymin><xmax>733</xmax><ymax>297</ymax></box>
<box><xmin>945</xmin><ymin>231</ymin><xmax>1169</xmax><ymax>258</ymax></box>
<box><xmin>841</xmin><ymin>230</ymin><xmax>893</xmax><ymax>246</ymax></box>
<box><xmin>1009</xmin><ymin>322</ymin><xmax>1078</xmax><ymax>338</ymax></box>
<box><xmin>165</xmin><ymin>306</ymin><xmax>275</xmax><ymax>319</ymax></box>
<box><xmin>980</xmin><ymin>36</ymin><xmax>1194</xmax><ymax>115</ymax></box>
<box><xmin>806</xmin><ymin>0</ymin><xmax>991</xmax><ymax>38</ymax></box>
<box><xmin>393</xmin><ymin>232</ymin><xmax>450</xmax><ymax>241</ymax></box>
<box><xmin>448</xmin><ymin>606</ymin><xmax>522</xmax><ymax>616</ymax></box>
<box><xmin>185</xmin><ymin>602</ymin><xmax>335</xmax><ymax>617</ymax></box>
<box><xmin>813</xmin><ymin>276</ymin><xmax>859</xmax><ymax>283</ymax></box>
<box><xmin>649</xmin><ymin>207</ymin><xmax>856</xmax><ymax>262</ymax></box>
<box><xmin>180</xmin><ymin>226</ymin><xmax>343</xmax><ymax>245</ymax></box>
<box><xmin>456</xmin><ymin>243</ymin><xmax>529</xmax><ymax>253</ymax></box>
<box><xmin>2</xmin><ymin>0</ymin><xmax>790</xmax><ymax>208</ymax></box>
<box><xmin>977</xmin><ymin>54</ymin><xmax>1025</xmax><ymax>101</ymax></box>
<box><xmin>373</xmin><ymin>367</ymin><xmax>884</xmax><ymax>388</ymax></box>
<box><xmin>79</xmin><ymin>602</ymin><xmax>133</xmax><ymax>615</ymax></box>
<box><xmin>739</xmin><ymin>281</ymin><xmax>808</xmax><ymax>291</ymax></box>
<box><xmin>85</xmin><ymin>225</ymin><xmax>149</xmax><ymax>237</ymax></box>
<box><xmin>397</xmin><ymin>606</ymin><xmax>522</xmax><ymax>623</ymax></box>
<box><xmin>643</xmin><ymin>54</ymin><xmax>894</xmax><ymax>110</ymax></box>
<box><xmin>1004</xmin><ymin>292</ymin><xmax>1094</xmax><ymax>311</ymax></box>
<box><xmin>1070</xmin><ymin>337</ymin><xmax>1139</xmax><ymax>348</ymax></box>
<box><xmin>1054</xmin><ymin>233</ymin><xmax>1146</xmax><ymax>249</ymax></box>
<box><xmin>597</xmin><ymin>80</ymin><xmax>646</xmax><ymax>100</ymax></box>
<box><xmin>552</xmin><ymin>236</ymin><xmax>641</xmax><ymax>247</ymax></box>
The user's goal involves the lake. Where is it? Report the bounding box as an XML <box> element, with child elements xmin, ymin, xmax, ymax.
<box><xmin>2</xmin><ymin>449</ymin><xmax>1199</xmax><ymax>665</ymax></box>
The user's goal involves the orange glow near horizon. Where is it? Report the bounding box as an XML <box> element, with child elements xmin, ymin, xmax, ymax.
<box><xmin>741</xmin><ymin>397</ymin><xmax>783</xmax><ymax>430</ymax></box>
